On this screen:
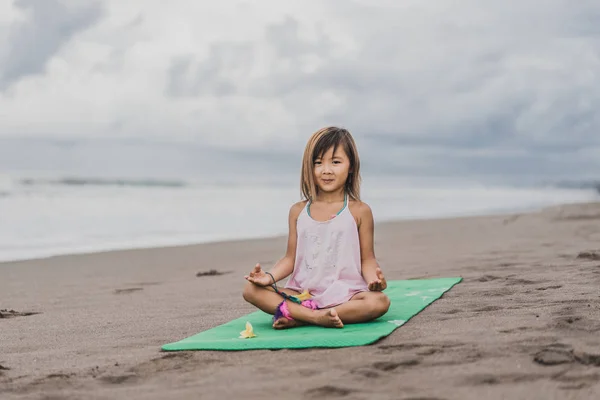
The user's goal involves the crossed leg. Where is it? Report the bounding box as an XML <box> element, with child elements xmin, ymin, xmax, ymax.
<box><xmin>242</xmin><ymin>282</ymin><xmax>390</xmax><ymax>329</ymax></box>
<box><xmin>242</xmin><ymin>282</ymin><xmax>343</xmax><ymax>328</ymax></box>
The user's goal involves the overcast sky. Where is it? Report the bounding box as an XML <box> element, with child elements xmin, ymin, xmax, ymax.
<box><xmin>0</xmin><ymin>0</ymin><xmax>599</xmax><ymax>181</ymax></box>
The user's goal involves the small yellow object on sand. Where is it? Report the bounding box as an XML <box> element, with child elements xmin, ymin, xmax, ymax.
<box><xmin>239</xmin><ymin>321</ymin><xmax>257</xmax><ymax>339</ymax></box>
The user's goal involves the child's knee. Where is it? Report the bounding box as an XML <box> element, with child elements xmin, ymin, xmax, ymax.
<box><xmin>374</xmin><ymin>293</ymin><xmax>390</xmax><ymax>315</ymax></box>
<box><xmin>242</xmin><ymin>282</ymin><xmax>258</xmax><ymax>302</ymax></box>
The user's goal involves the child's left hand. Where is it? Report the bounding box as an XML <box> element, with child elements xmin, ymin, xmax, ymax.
<box><xmin>368</xmin><ymin>268</ymin><xmax>387</xmax><ymax>291</ymax></box>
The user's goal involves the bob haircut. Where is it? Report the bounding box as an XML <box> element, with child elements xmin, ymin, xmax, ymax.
<box><xmin>300</xmin><ymin>126</ymin><xmax>361</xmax><ymax>202</ymax></box>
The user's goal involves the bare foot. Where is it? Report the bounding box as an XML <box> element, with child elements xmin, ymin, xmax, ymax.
<box><xmin>314</xmin><ymin>308</ymin><xmax>344</xmax><ymax>328</ymax></box>
<box><xmin>272</xmin><ymin>317</ymin><xmax>299</xmax><ymax>329</ymax></box>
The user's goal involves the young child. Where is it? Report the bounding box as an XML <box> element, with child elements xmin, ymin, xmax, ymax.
<box><xmin>243</xmin><ymin>127</ymin><xmax>390</xmax><ymax>329</ymax></box>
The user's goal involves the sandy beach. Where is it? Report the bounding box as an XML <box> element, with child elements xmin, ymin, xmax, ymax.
<box><xmin>1</xmin><ymin>202</ymin><xmax>600</xmax><ymax>400</ymax></box>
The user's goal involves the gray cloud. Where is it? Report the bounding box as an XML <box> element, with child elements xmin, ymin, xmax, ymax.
<box><xmin>160</xmin><ymin>2</ymin><xmax>600</xmax><ymax>158</ymax></box>
<box><xmin>167</xmin><ymin>50</ymin><xmax>244</xmax><ymax>98</ymax></box>
<box><xmin>1</xmin><ymin>0</ymin><xmax>599</xmax><ymax>182</ymax></box>
<box><xmin>166</xmin><ymin>16</ymin><xmax>334</xmax><ymax>100</ymax></box>
<box><xmin>335</xmin><ymin>1</ymin><xmax>600</xmax><ymax>152</ymax></box>
<box><xmin>0</xmin><ymin>0</ymin><xmax>103</xmax><ymax>89</ymax></box>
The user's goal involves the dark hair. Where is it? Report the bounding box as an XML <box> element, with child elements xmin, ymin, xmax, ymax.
<box><xmin>301</xmin><ymin>126</ymin><xmax>361</xmax><ymax>201</ymax></box>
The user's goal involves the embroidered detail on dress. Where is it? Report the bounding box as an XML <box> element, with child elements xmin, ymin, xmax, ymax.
<box><xmin>304</xmin><ymin>231</ymin><xmax>322</xmax><ymax>270</ymax></box>
<box><xmin>324</xmin><ymin>230</ymin><xmax>343</xmax><ymax>269</ymax></box>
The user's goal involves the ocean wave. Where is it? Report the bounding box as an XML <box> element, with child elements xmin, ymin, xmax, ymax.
<box><xmin>0</xmin><ymin>173</ymin><xmax>13</xmax><ymax>196</ymax></box>
<box><xmin>553</xmin><ymin>180</ymin><xmax>600</xmax><ymax>194</ymax></box>
<box><xmin>18</xmin><ymin>177</ymin><xmax>189</xmax><ymax>189</ymax></box>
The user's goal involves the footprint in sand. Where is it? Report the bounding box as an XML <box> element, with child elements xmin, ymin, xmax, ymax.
<box><xmin>577</xmin><ymin>251</ymin><xmax>600</xmax><ymax>261</ymax></box>
<box><xmin>131</xmin><ymin>352</ymin><xmax>193</xmax><ymax>374</ymax></box>
<box><xmin>196</xmin><ymin>269</ymin><xmax>231</xmax><ymax>277</ymax></box>
<box><xmin>113</xmin><ymin>288</ymin><xmax>143</xmax><ymax>295</ymax></box>
<box><xmin>45</xmin><ymin>373</ymin><xmax>74</xmax><ymax>379</ymax></box>
<box><xmin>481</xmin><ymin>287</ymin><xmax>515</xmax><ymax>297</ymax></box>
<box><xmin>305</xmin><ymin>385</ymin><xmax>354</xmax><ymax>397</ymax></box>
<box><xmin>536</xmin><ymin>285</ymin><xmax>562</xmax><ymax>291</ymax></box>
<box><xmin>474</xmin><ymin>305</ymin><xmax>503</xmax><ymax>312</ymax></box>
<box><xmin>443</xmin><ymin>309</ymin><xmax>462</xmax><ymax>315</ymax></box>
<box><xmin>533</xmin><ymin>343</ymin><xmax>600</xmax><ymax>367</ymax></box>
<box><xmin>506</xmin><ymin>278</ymin><xmax>538</xmax><ymax>285</ymax></box>
<box><xmin>476</xmin><ymin>275</ymin><xmax>501</xmax><ymax>282</ymax></box>
<box><xmin>98</xmin><ymin>354</ymin><xmax>198</xmax><ymax>385</ymax></box>
<box><xmin>0</xmin><ymin>309</ymin><xmax>41</xmax><ymax>318</ymax></box>
<box><xmin>550</xmin><ymin>312</ymin><xmax>600</xmax><ymax>333</ymax></box>
<box><xmin>98</xmin><ymin>374</ymin><xmax>138</xmax><ymax>385</ymax></box>
<box><xmin>376</xmin><ymin>342</ymin><xmax>482</xmax><ymax>368</ymax></box>
<box><xmin>372</xmin><ymin>359</ymin><xmax>420</xmax><ymax>371</ymax></box>
<box><xmin>533</xmin><ymin>344</ymin><xmax>575</xmax><ymax>366</ymax></box>
<box><xmin>574</xmin><ymin>351</ymin><xmax>600</xmax><ymax>366</ymax></box>
<box><xmin>130</xmin><ymin>352</ymin><xmax>223</xmax><ymax>376</ymax></box>
<box><xmin>465</xmin><ymin>373</ymin><xmax>545</xmax><ymax>386</ymax></box>
<box><xmin>498</xmin><ymin>262</ymin><xmax>520</xmax><ymax>267</ymax></box>
<box><xmin>350</xmin><ymin>368</ymin><xmax>380</xmax><ymax>378</ymax></box>
<box><xmin>499</xmin><ymin>326</ymin><xmax>530</xmax><ymax>334</ymax></box>
<box><xmin>30</xmin><ymin>372</ymin><xmax>75</xmax><ymax>386</ymax></box>
<box><xmin>378</xmin><ymin>342</ymin><xmax>464</xmax><ymax>353</ymax></box>
<box><xmin>417</xmin><ymin>348</ymin><xmax>441</xmax><ymax>356</ymax></box>
<box><xmin>0</xmin><ymin>364</ymin><xmax>9</xmax><ymax>375</ymax></box>
<box><xmin>559</xmin><ymin>383</ymin><xmax>588</xmax><ymax>390</ymax></box>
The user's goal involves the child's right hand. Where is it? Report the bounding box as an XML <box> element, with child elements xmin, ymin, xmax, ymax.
<box><xmin>244</xmin><ymin>263</ymin><xmax>273</xmax><ymax>287</ymax></box>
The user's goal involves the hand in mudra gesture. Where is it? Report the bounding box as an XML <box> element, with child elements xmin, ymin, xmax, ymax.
<box><xmin>244</xmin><ymin>263</ymin><xmax>273</xmax><ymax>287</ymax></box>
<box><xmin>368</xmin><ymin>267</ymin><xmax>387</xmax><ymax>291</ymax></box>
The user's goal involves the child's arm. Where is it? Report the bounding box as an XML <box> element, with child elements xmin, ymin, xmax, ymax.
<box><xmin>245</xmin><ymin>202</ymin><xmax>304</xmax><ymax>285</ymax></box>
<box><xmin>358</xmin><ymin>202</ymin><xmax>387</xmax><ymax>291</ymax></box>
<box><xmin>269</xmin><ymin>201</ymin><xmax>305</xmax><ymax>281</ymax></box>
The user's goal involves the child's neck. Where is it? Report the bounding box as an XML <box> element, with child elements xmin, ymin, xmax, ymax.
<box><xmin>316</xmin><ymin>190</ymin><xmax>345</xmax><ymax>204</ymax></box>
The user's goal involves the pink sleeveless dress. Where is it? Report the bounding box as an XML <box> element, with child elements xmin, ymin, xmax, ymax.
<box><xmin>285</xmin><ymin>195</ymin><xmax>369</xmax><ymax>308</ymax></box>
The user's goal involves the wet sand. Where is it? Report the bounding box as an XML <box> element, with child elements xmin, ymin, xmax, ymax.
<box><xmin>1</xmin><ymin>202</ymin><xmax>600</xmax><ymax>400</ymax></box>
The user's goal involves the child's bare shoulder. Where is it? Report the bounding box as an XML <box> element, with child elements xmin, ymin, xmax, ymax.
<box><xmin>289</xmin><ymin>200</ymin><xmax>308</xmax><ymax>218</ymax></box>
<box><xmin>349</xmin><ymin>199</ymin><xmax>373</xmax><ymax>216</ymax></box>
<box><xmin>348</xmin><ymin>199</ymin><xmax>373</xmax><ymax>226</ymax></box>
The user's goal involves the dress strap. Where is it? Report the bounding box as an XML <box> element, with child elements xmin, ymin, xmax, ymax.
<box><xmin>338</xmin><ymin>193</ymin><xmax>348</xmax><ymax>216</ymax></box>
<box><xmin>306</xmin><ymin>193</ymin><xmax>347</xmax><ymax>218</ymax></box>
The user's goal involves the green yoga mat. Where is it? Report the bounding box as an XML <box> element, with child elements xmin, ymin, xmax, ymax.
<box><xmin>162</xmin><ymin>277</ymin><xmax>462</xmax><ymax>351</ymax></box>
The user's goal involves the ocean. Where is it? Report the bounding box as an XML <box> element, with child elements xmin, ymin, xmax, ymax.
<box><xmin>1</xmin><ymin>170</ymin><xmax>597</xmax><ymax>263</ymax></box>
<box><xmin>1</xmin><ymin>137</ymin><xmax>598</xmax><ymax>263</ymax></box>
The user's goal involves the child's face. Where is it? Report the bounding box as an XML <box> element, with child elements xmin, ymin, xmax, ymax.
<box><xmin>313</xmin><ymin>146</ymin><xmax>351</xmax><ymax>195</ymax></box>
